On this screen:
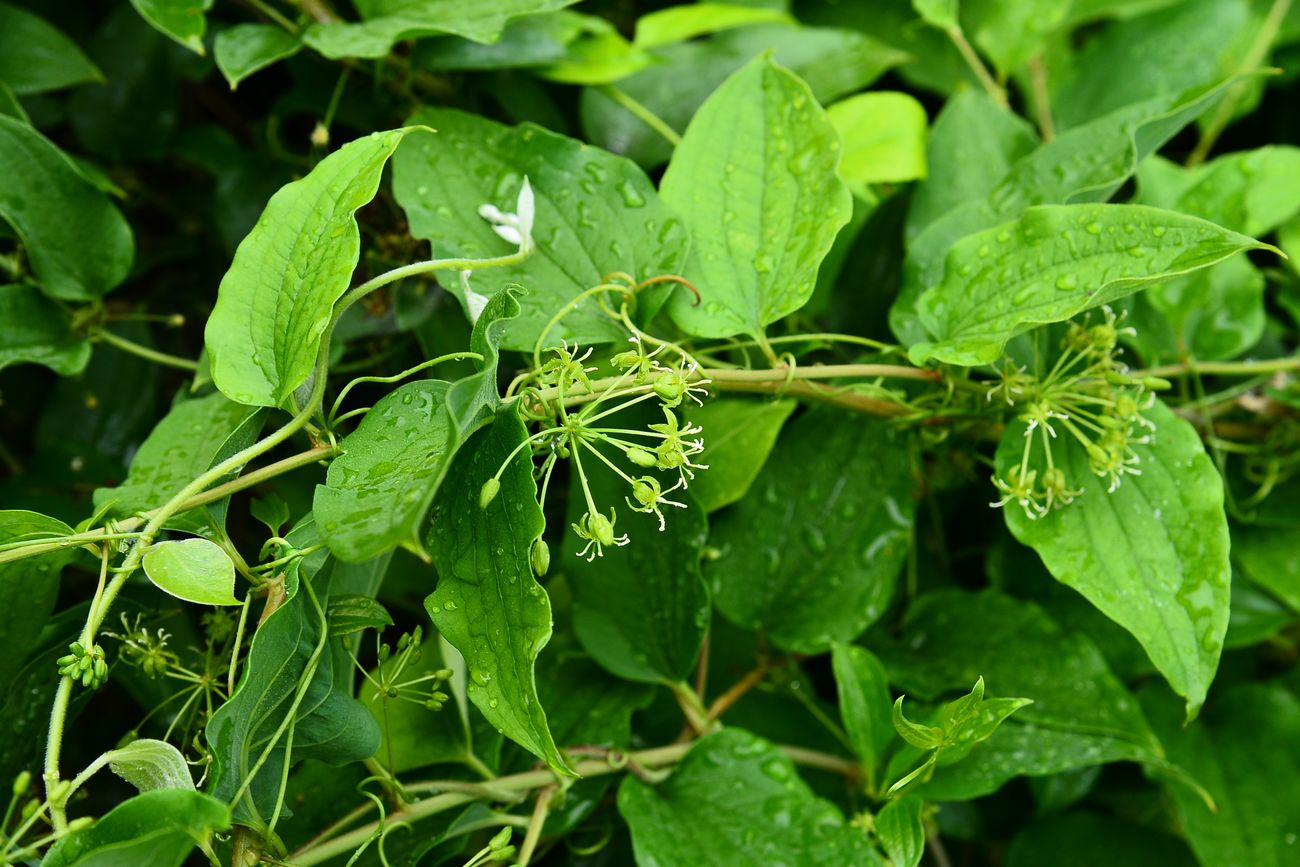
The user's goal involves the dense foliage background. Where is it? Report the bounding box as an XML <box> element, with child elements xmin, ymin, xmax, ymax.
<box><xmin>2</xmin><ymin>0</ymin><xmax>1300</xmax><ymax>865</ymax></box>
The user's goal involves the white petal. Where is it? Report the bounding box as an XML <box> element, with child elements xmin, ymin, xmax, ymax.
<box><xmin>516</xmin><ymin>177</ymin><xmax>534</xmax><ymax>251</ymax></box>
<box><xmin>460</xmin><ymin>270</ymin><xmax>489</xmax><ymax>325</ymax></box>
<box><xmin>492</xmin><ymin>224</ymin><xmax>523</xmax><ymax>245</ymax></box>
<box><xmin>478</xmin><ymin>203</ymin><xmax>507</xmax><ymax>223</ymax></box>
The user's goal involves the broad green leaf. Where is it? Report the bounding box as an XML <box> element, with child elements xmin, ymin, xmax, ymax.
<box><xmin>1126</xmin><ymin>253</ymin><xmax>1265</xmax><ymax>362</ymax></box>
<box><xmin>619</xmin><ymin>729</ymin><xmax>882</xmax><ymax>865</ymax></box>
<box><xmin>0</xmin><ymin>283</ymin><xmax>90</xmax><ymax>375</ymax></box>
<box><xmin>207</xmin><ymin>532</ymin><xmax>381</xmax><ymax>831</ymax></box>
<box><xmin>93</xmin><ymin>391</ymin><xmax>262</xmax><ymax>533</ymax></box>
<box><xmin>912</xmin><ymin>0</ymin><xmax>959</xmax><ymax>30</ymax></box>
<box><xmin>424</xmin><ymin>410</ymin><xmax>571</xmax><ymax>775</ymax></box>
<box><xmin>634</xmin><ymin>3</ymin><xmax>792</xmax><ymax>48</ymax></box>
<box><xmin>909</xmin><ymin>204</ymin><xmax>1273</xmax><ymax>366</ymax></box>
<box><xmin>661</xmin><ymin>55</ymin><xmax>852</xmax><ymax>340</ymax></box>
<box><xmin>831</xmin><ymin>643</ymin><xmax>894</xmax><ymax>788</ymax></box>
<box><xmin>0</xmin><ymin>80</ymin><xmax>26</xmax><ymax>122</ymax></box>
<box><xmin>214</xmin><ymin>23</ymin><xmax>302</xmax><ymax>89</ymax></box>
<box><xmin>204</xmin><ymin>128</ymin><xmax>419</xmax><ymax>407</ymax></box>
<box><xmin>304</xmin><ymin>0</ymin><xmax>579</xmax><ymax>60</ymax></box>
<box><xmin>415</xmin><ymin>11</ymin><xmax>580</xmax><ymax>70</ymax></box>
<box><xmin>0</xmin><ymin>3</ymin><xmax>102</xmax><ymax>94</ymax></box>
<box><xmin>827</xmin><ymin>92</ymin><xmax>928</xmax><ymax>189</ymax></box>
<box><xmin>1234</xmin><ymin>525</ymin><xmax>1300</xmax><ymax>613</ymax></box>
<box><xmin>142</xmin><ymin>538</ymin><xmax>240</xmax><ymax>606</ymax></box>
<box><xmin>534</xmin><ymin>650</ymin><xmax>654</xmax><ymax>754</ymax></box>
<box><xmin>325</xmin><ymin>595</ymin><xmax>393</xmax><ymax>636</ymax></box>
<box><xmin>1051</xmin><ymin>0</ymin><xmax>1251</xmax><ymax>130</ymax></box>
<box><xmin>67</xmin><ymin>739</ymin><xmax>195</xmax><ymax>795</ymax></box>
<box><xmin>1143</xmin><ymin>684</ymin><xmax>1300</xmax><ymax>867</ymax></box>
<box><xmin>564</xmin><ymin>465</ymin><xmax>709</xmax><ymax>685</ymax></box>
<box><xmin>536</xmin><ymin>14</ymin><xmax>654</xmax><ymax>84</ymax></box>
<box><xmin>875</xmin><ymin>796</ymin><xmax>925</xmax><ymax>867</ymax></box>
<box><xmin>315</xmin><ymin>289</ymin><xmax>518</xmax><ymax>561</ymax></box>
<box><xmin>128</xmin><ymin>0</ymin><xmax>209</xmax><ymax>54</ymax></box>
<box><xmin>969</xmin><ymin>0</ymin><xmax>1069</xmax><ymax>75</ymax></box>
<box><xmin>1139</xmin><ymin>147</ymin><xmax>1300</xmax><ymax>238</ymax></box>
<box><xmin>41</xmin><ymin>790</ymin><xmax>229</xmax><ymax>867</ymax></box>
<box><xmin>1007</xmin><ymin>812</ymin><xmax>1198</xmax><ymax>867</ymax></box>
<box><xmin>0</xmin><ymin>115</ymin><xmax>133</xmax><ymax>302</ymax></box>
<box><xmin>1000</xmin><ymin>400</ymin><xmax>1231</xmax><ymax>716</ymax></box>
<box><xmin>706</xmin><ymin>410</ymin><xmax>915</xmax><ymax>653</ymax></box>
<box><xmin>392</xmin><ymin>108</ymin><xmax>688</xmax><ymax>350</ymax></box>
<box><xmin>1224</xmin><ymin>576</ymin><xmax>1295</xmax><ymax>649</ymax></box>
<box><xmin>0</xmin><ymin>511</ymin><xmax>74</xmax><ymax>695</ymax></box>
<box><xmin>685</xmin><ymin>398</ymin><xmax>795</xmax><ymax>512</ymax></box>
<box><xmin>582</xmin><ymin>23</ymin><xmax>907</xmax><ymax>171</ymax></box>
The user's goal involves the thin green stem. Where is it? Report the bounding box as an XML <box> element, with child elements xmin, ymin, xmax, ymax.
<box><xmin>329</xmin><ymin>351</ymin><xmax>483</xmax><ymax>423</ymax></box>
<box><xmin>599</xmin><ymin>85</ymin><xmax>682</xmax><ymax>146</ymax></box>
<box><xmin>946</xmin><ymin>26</ymin><xmax>1008</xmax><ymax>109</ymax></box>
<box><xmin>94</xmin><ymin>329</ymin><xmax>200</xmax><ymax>372</ymax></box>
<box><xmin>1137</xmin><ymin>355</ymin><xmax>1300</xmax><ymax>379</ymax></box>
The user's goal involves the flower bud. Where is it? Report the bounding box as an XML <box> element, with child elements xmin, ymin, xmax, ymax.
<box><xmin>530</xmin><ymin>538</ymin><xmax>550</xmax><ymax>577</ymax></box>
<box><xmin>1142</xmin><ymin>376</ymin><xmax>1172</xmax><ymax>391</ymax></box>
<box><xmin>588</xmin><ymin>512</ymin><xmax>615</xmax><ymax>547</ymax></box>
<box><xmin>626</xmin><ymin>447</ymin><xmax>657</xmax><ymax>468</ymax></box>
<box><xmin>489</xmin><ymin>827</ymin><xmax>514</xmax><ymax>851</ymax></box>
<box><xmin>12</xmin><ymin>770</ymin><xmax>30</xmax><ymax>796</ymax></box>
<box><xmin>479</xmin><ymin>478</ymin><xmax>501</xmax><ymax>509</ymax></box>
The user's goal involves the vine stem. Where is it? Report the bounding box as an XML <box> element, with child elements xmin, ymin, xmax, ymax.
<box><xmin>598</xmin><ymin>85</ymin><xmax>682</xmax><ymax>147</ymax></box>
<box><xmin>946</xmin><ymin>26</ymin><xmax>1008</xmax><ymax>109</ymax></box>
<box><xmin>1136</xmin><ymin>355</ymin><xmax>1300</xmax><ymax>379</ymax></box>
<box><xmin>94</xmin><ymin>329</ymin><xmax>200</xmax><ymax>372</ymax></box>
<box><xmin>515</xmin><ymin>786</ymin><xmax>555</xmax><ymax>866</ymax></box>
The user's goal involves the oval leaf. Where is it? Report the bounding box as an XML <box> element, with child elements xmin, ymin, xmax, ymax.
<box><xmin>0</xmin><ymin>283</ymin><xmax>91</xmax><ymax>375</ymax></box>
<box><xmin>41</xmin><ymin>789</ymin><xmax>229</xmax><ymax>867</ymax></box>
<box><xmin>204</xmin><ymin>128</ymin><xmax>420</xmax><ymax>407</ymax></box>
<box><xmin>142</xmin><ymin>538</ymin><xmax>240</xmax><ymax>606</ymax></box>
<box><xmin>214</xmin><ymin>23</ymin><xmax>302</xmax><ymax>89</ymax></box>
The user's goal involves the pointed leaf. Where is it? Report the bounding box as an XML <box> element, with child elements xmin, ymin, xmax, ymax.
<box><xmin>142</xmin><ymin>538</ymin><xmax>240</xmax><ymax>606</ymax></box>
<box><xmin>204</xmin><ymin>128</ymin><xmax>421</xmax><ymax>407</ymax></box>
<box><xmin>424</xmin><ymin>410</ymin><xmax>571</xmax><ymax>774</ymax></box>
<box><xmin>41</xmin><ymin>790</ymin><xmax>229</xmax><ymax>867</ymax></box>
<box><xmin>214</xmin><ymin>23</ymin><xmax>302</xmax><ymax>89</ymax></box>
<box><xmin>128</xmin><ymin>0</ymin><xmax>208</xmax><ymax>54</ymax></box>
<box><xmin>0</xmin><ymin>3</ymin><xmax>102</xmax><ymax>95</ymax></box>
<box><xmin>634</xmin><ymin>4</ymin><xmax>791</xmax><ymax>48</ymax></box>
<box><xmin>661</xmin><ymin>54</ymin><xmax>852</xmax><ymax>339</ymax></box>
<box><xmin>326</xmin><ymin>595</ymin><xmax>393</xmax><ymax>637</ymax></box>
<box><xmin>876</xmin><ymin>795</ymin><xmax>926</xmax><ymax>867</ymax></box>
<box><xmin>831</xmin><ymin>643</ymin><xmax>894</xmax><ymax>785</ymax></box>
<box><xmin>107</xmin><ymin>740</ymin><xmax>195</xmax><ymax>792</ymax></box>
<box><xmin>0</xmin><ymin>283</ymin><xmax>91</xmax><ymax>375</ymax></box>
<box><xmin>893</xmin><ymin>697</ymin><xmax>944</xmax><ymax>750</ymax></box>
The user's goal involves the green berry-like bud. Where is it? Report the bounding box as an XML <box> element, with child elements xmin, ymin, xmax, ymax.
<box><xmin>435</xmin><ymin>668</ymin><xmax>453</xmax><ymax>681</ymax></box>
<box><xmin>1142</xmin><ymin>376</ymin><xmax>1172</xmax><ymax>391</ymax></box>
<box><xmin>479</xmin><ymin>477</ymin><xmax>502</xmax><ymax>509</ymax></box>
<box><xmin>653</xmin><ymin>375</ymin><xmax>686</xmax><ymax>405</ymax></box>
<box><xmin>378</xmin><ymin>644</ymin><xmax>391</xmax><ymax>662</ymax></box>
<box><xmin>431</xmin><ymin>691</ymin><xmax>450</xmax><ymax>703</ymax></box>
<box><xmin>425</xmin><ymin>699</ymin><xmax>443</xmax><ymax>711</ymax></box>
<box><xmin>386</xmin><ymin>687</ymin><xmax>399</xmax><ymax>699</ymax></box>
<box><xmin>530</xmin><ymin>538</ymin><xmax>550</xmax><ymax>577</ymax></box>
<box><xmin>67</xmin><ymin>816</ymin><xmax>95</xmax><ymax>832</ymax></box>
<box><xmin>12</xmin><ymin>770</ymin><xmax>30</xmax><ymax>796</ymax></box>
<box><xmin>588</xmin><ymin>512</ymin><xmax>615</xmax><ymax>547</ymax></box>
<box><xmin>489</xmin><ymin>827</ymin><xmax>514</xmax><ymax>851</ymax></box>
<box><xmin>626</xmin><ymin>447</ymin><xmax>657</xmax><ymax>467</ymax></box>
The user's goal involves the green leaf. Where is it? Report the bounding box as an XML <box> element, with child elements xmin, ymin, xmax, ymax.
<box><xmin>128</xmin><ymin>0</ymin><xmax>209</xmax><ymax>54</ymax></box>
<box><xmin>141</xmin><ymin>538</ymin><xmax>240</xmax><ymax>606</ymax></box>
<box><xmin>912</xmin><ymin>0</ymin><xmax>959</xmax><ymax>30</ymax></box>
<box><xmin>65</xmin><ymin>739</ymin><xmax>196</xmax><ymax>796</ymax></box>
<box><xmin>204</xmin><ymin>128</ymin><xmax>420</xmax><ymax>407</ymax></box>
<box><xmin>0</xmin><ymin>3</ymin><xmax>102</xmax><ymax>95</ymax></box>
<box><xmin>214</xmin><ymin>23</ymin><xmax>302</xmax><ymax>90</ymax></box>
<box><xmin>0</xmin><ymin>115</ymin><xmax>133</xmax><ymax>302</ymax></box>
<box><xmin>634</xmin><ymin>3</ymin><xmax>792</xmax><ymax>48</ymax></box>
<box><xmin>93</xmin><ymin>391</ymin><xmax>262</xmax><ymax>532</ymax></box>
<box><xmin>619</xmin><ymin>729</ymin><xmax>882</xmax><ymax>865</ymax></box>
<box><xmin>909</xmin><ymin>204</ymin><xmax>1273</xmax><ymax>366</ymax></box>
<box><xmin>315</xmin><ymin>288</ymin><xmax>518</xmax><ymax>561</ymax></box>
<box><xmin>304</xmin><ymin>0</ymin><xmax>579</xmax><ymax>60</ymax></box>
<box><xmin>41</xmin><ymin>789</ymin><xmax>229</xmax><ymax>867</ymax></box>
<box><xmin>827</xmin><ymin>91</ymin><xmax>928</xmax><ymax>188</ymax></box>
<box><xmin>423</xmin><ymin>410</ymin><xmax>571</xmax><ymax>775</ymax></box>
<box><xmin>892</xmin><ymin>697</ymin><xmax>944</xmax><ymax>750</ymax></box>
<box><xmin>1000</xmin><ymin>400</ymin><xmax>1230</xmax><ymax>716</ymax></box>
<box><xmin>1143</xmin><ymin>684</ymin><xmax>1300</xmax><ymax>867</ymax></box>
<box><xmin>706</xmin><ymin>410</ymin><xmax>915</xmax><ymax>653</ymax></box>
<box><xmin>535</xmin><ymin>15</ymin><xmax>654</xmax><ymax>84</ymax></box>
<box><xmin>391</xmin><ymin>107</ymin><xmax>687</xmax><ymax>350</ymax></box>
<box><xmin>563</xmin><ymin>465</ymin><xmax>709</xmax><ymax>685</ymax></box>
<box><xmin>661</xmin><ymin>55</ymin><xmax>852</xmax><ymax>340</ymax></box>
<box><xmin>534</xmin><ymin>651</ymin><xmax>654</xmax><ymax>752</ymax></box>
<box><xmin>248</xmin><ymin>493</ymin><xmax>290</xmax><ymax>536</ymax></box>
<box><xmin>0</xmin><ymin>510</ymin><xmax>74</xmax><ymax>695</ymax></box>
<box><xmin>1126</xmin><ymin>252</ymin><xmax>1265</xmax><ymax>362</ymax></box>
<box><xmin>0</xmin><ymin>283</ymin><xmax>90</xmax><ymax>375</ymax></box>
<box><xmin>1234</xmin><ymin>524</ymin><xmax>1300</xmax><ymax>614</ymax></box>
<box><xmin>206</xmin><ymin>531</ymin><xmax>381</xmax><ymax>831</ymax></box>
<box><xmin>685</xmin><ymin>398</ymin><xmax>796</xmax><ymax>512</ymax></box>
<box><xmin>875</xmin><ymin>795</ymin><xmax>926</xmax><ymax>867</ymax></box>
<box><xmin>831</xmin><ymin>643</ymin><xmax>894</xmax><ymax>786</ymax></box>
<box><xmin>969</xmin><ymin>0</ymin><xmax>1069</xmax><ymax>75</ymax></box>
<box><xmin>1007</xmin><ymin>812</ymin><xmax>1198</xmax><ymax>867</ymax></box>
<box><xmin>326</xmin><ymin>595</ymin><xmax>393</xmax><ymax>636</ymax></box>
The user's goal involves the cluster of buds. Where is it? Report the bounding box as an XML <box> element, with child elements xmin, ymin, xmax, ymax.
<box><xmin>484</xmin><ymin>335</ymin><xmax>710</xmax><ymax>562</ymax></box>
<box><xmin>989</xmin><ymin>306</ymin><xmax>1169</xmax><ymax>520</ymax></box>
<box><xmin>363</xmin><ymin>627</ymin><xmax>454</xmax><ymax>712</ymax></box>
<box><xmin>57</xmin><ymin>641</ymin><xmax>108</xmax><ymax>688</ymax></box>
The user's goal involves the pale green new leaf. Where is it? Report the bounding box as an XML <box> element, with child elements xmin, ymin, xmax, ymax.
<box><xmin>214</xmin><ymin>23</ymin><xmax>302</xmax><ymax>89</ymax></box>
<box><xmin>392</xmin><ymin>108</ymin><xmax>688</xmax><ymax>350</ymax></box>
<box><xmin>828</xmin><ymin>92</ymin><xmax>928</xmax><ymax>187</ymax></box>
<box><xmin>129</xmin><ymin>0</ymin><xmax>209</xmax><ymax>54</ymax></box>
<box><xmin>634</xmin><ymin>3</ymin><xmax>792</xmax><ymax>48</ymax></box>
<box><xmin>876</xmin><ymin>796</ymin><xmax>926</xmax><ymax>867</ymax></box>
<box><xmin>204</xmin><ymin>128</ymin><xmax>419</xmax><ymax>407</ymax></box>
<box><xmin>424</xmin><ymin>410</ymin><xmax>571</xmax><ymax>775</ymax></box>
<box><xmin>619</xmin><ymin>729</ymin><xmax>883</xmax><ymax>865</ymax></box>
<box><xmin>536</xmin><ymin>15</ymin><xmax>654</xmax><ymax>84</ymax></box>
<box><xmin>831</xmin><ymin>643</ymin><xmax>894</xmax><ymax>787</ymax></box>
<box><xmin>66</xmin><ymin>739</ymin><xmax>194</xmax><ymax>796</ymax></box>
<box><xmin>909</xmin><ymin>204</ymin><xmax>1273</xmax><ymax>366</ymax></box>
<box><xmin>0</xmin><ymin>3</ymin><xmax>102</xmax><ymax>94</ymax></box>
<box><xmin>0</xmin><ymin>283</ymin><xmax>90</xmax><ymax>375</ymax></box>
<box><xmin>0</xmin><ymin>115</ymin><xmax>133</xmax><ymax>301</ymax></box>
<box><xmin>304</xmin><ymin>0</ymin><xmax>579</xmax><ymax>60</ymax></box>
<box><xmin>685</xmin><ymin>398</ymin><xmax>795</xmax><ymax>512</ymax></box>
<box><xmin>41</xmin><ymin>790</ymin><xmax>229</xmax><ymax>867</ymax></box>
<box><xmin>706</xmin><ymin>410</ymin><xmax>915</xmax><ymax>653</ymax></box>
<box><xmin>1001</xmin><ymin>400</ymin><xmax>1231</xmax><ymax>716</ymax></box>
<box><xmin>661</xmin><ymin>55</ymin><xmax>852</xmax><ymax>340</ymax></box>
<box><xmin>142</xmin><ymin>538</ymin><xmax>240</xmax><ymax>606</ymax></box>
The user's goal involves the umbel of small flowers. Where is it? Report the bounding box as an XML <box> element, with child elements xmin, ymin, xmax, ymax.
<box><xmin>989</xmin><ymin>306</ymin><xmax>1170</xmax><ymax>520</ymax></box>
<box><xmin>481</xmin><ymin>335</ymin><xmax>710</xmax><ymax>563</ymax></box>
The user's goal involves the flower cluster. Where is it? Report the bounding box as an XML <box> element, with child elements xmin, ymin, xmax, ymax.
<box><xmin>989</xmin><ymin>306</ymin><xmax>1167</xmax><ymax>520</ymax></box>
<box><xmin>484</xmin><ymin>335</ymin><xmax>710</xmax><ymax>561</ymax></box>
<box><xmin>357</xmin><ymin>627</ymin><xmax>454</xmax><ymax>712</ymax></box>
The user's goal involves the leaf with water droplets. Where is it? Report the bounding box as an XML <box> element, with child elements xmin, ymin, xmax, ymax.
<box><xmin>423</xmin><ymin>409</ymin><xmax>572</xmax><ymax>775</ymax></box>
<box><xmin>0</xmin><ymin>510</ymin><xmax>76</xmax><ymax>695</ymax></box>
<box><xmin>619</xmin><ymin>728</ymin><xmax>883</xmax><ymax>864</ymax></box>
<box><xmin>998</xmin><ymin>400</ymin><xmax>1230</xmax><ymax>718</ymax></box>
<box><xmin>391</xmin><ymin>106</ymin><xmax>688</xmax><ymax>350</ymax></box>
<box><xmin>685</xmin><ymin>397</ymin><xmax>796</xmax><ymax>512</ymax></box>
<box><xmin>705</xmin><ymin>409</ymin><xmax>916</xmax><ymax>654</ymax></box>
<box><xmin>831</xmin><ymin>643</ymin><xmax>894</xmax><ymax>790</ymax></box>
<box><xmin>909</xmin><ymin>203</ymin><xmax>1274</xmax><ymax>366</ymax></box>
<box><xmin>661</xmin><ymin>54</ymin><xmax>852</xmax><ymax>340</ymax></box>
<box><xmin>142</xmin><ymin>538</ymin><xmax>240</xmax><ymax>606</ymax></box>
<box><xmin>204</xmin><ymin>128</ymin><xmax>422</xmax><ymax>407</ymax></box>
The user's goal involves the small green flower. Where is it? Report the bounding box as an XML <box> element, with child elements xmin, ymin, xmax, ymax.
<box><xmin>571</xmin><ymin>509</ymin><xmax>629</xmax><ymax>561</ymax></box>
<box><xmin>626</xmin><ymin>475</ymin><xmax>688</xmax><ymax>530</ymax></box>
